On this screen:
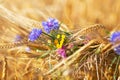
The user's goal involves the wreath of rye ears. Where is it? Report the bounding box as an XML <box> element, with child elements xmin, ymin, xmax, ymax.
<box><xmin>70</xmin><ymin>24</ymin><xmax>106</xmax><ymax>41</ymax></box>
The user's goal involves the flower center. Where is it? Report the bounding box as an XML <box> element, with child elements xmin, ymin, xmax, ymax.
<box><xmin>48</xmin><ymin>22</ymin><xmax>53</xmax><ymax>27</ymax></box>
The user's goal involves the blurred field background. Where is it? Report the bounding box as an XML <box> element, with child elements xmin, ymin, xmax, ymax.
<box><xmin>2</xmin><ymin>0</ymin><xmax>120</xmax><ymax>30</ymax></box>
<box><xmin>0</xmin><ymin>0</ymin><xmax>120</xmax><ymax>80</ymax></box>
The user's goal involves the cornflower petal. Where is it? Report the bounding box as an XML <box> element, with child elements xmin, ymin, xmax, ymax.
<box><xmin>110</xmin><ymin>31</ymin><xmax>120</xmax><ymax>43</ymax></box>
<box><xmin>110</xmin><ymin>31</ymin><xmax>120</xmax><ymax>55</ymax></box>
<box><xmin>29</xmin><ymin>28</ymin><xmax>42</xmax><ymax>42</ymax></box>
<box><xmin>42</xmin><ymin>18</ymin><xmax>59</xmax><ymax>33</ymax></box>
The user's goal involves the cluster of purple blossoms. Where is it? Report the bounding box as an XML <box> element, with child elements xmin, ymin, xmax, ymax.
<box><xmin>28</xmin><ymin>18</ymin><xmax>59</xmax><ymax>41</ymax></box>
<box><xmin>29</xmin><ymin>28</ymin><xmax>42</xmax><ymax>42</ymax></box>
<box><xmin>110</xmin><ymin>31</ymin><xmax>120</xmax><ymax>55</ymax></box>
<box><xmin>42</xmin><ymin>18</ymin><xmax>59</xmax><ymax>33</ymax></box>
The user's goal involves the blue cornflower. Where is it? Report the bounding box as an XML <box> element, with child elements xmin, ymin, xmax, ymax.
<box><xmin>29</xmin><ymin>28</ymin><xmax>42</xmax><ymax>41</ymax></box>
<box><xmin>42</xmin><ymin>18</ymin><xmax>59</xmax><ymax>33</ymax></box>
<box><xmin>110</xmin><ymin>31</ymin><xmax>120</xmax><ymax>55</ymax></box>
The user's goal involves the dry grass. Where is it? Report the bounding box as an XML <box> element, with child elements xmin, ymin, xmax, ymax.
<box><xmin>0</xmin><ymin>0</ymin><xmax>120</xmax><ymax>80</ymax></box>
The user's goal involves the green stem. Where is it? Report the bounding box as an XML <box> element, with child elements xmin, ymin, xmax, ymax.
<box><xmin>42</xmin><ymin>32</ymin><xmax>54</xmax><ymax>39</ymax></box>
<box><xmin>113</xmin><ymin>56</ymin><xmax>120</xmax><ymax>80</ymax></box>
<box><xmin>109</xmin><ymin>56</ymin><xmax>117</xmax><ymax>70</ymax></box>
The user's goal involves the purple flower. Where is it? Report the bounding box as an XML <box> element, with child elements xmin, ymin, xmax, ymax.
<box><xmin>110</xmin><ymin>31</ymin><xmax>120</xmax><ymax>55</ymax></box>
<box><xmin>29</xmin><ymin>28</ymin><xmax>42</xmax><ymax>41</ymax></box>
<box><xmin>14</xmin><ymin>35</ymin><xmax>22</xmax><ymax>42</ymax></box>
<box><xmin>57</xmin><ymin>47</ymin><xmax>66</xmax><ymax>58</ymax></box>
<box><xmin>42</xmin><ymin>18</ymin><xmax>59</xmax><ymax>33</ymax></box>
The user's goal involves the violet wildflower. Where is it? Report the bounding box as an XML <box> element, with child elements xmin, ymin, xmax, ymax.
<box><xmin>110</xmin><ymin>31</ymin><xmax>120</xmax><ymax>55</ymax></box>
<box><xmin>29</xmin><ymin>28</ymin><xmax>42</xmax><ymax>42</ymax></box>
<box><xmin>42</xmin><ymin>18</ymin><xmax>59</xmax><ymax>33</ymax></box>
<box><xmin>57</xmin><ymin>47</ymin><xmax>66</xmax><ymax>58</ymax></box>
<box><xmin>14</xmin><ymin>35</ymin><xmax>22</xmax><ymax>42</ymax></box>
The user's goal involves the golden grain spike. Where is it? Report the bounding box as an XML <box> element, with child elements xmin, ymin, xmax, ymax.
<box><xmin>70</xmin><ymin>24</ymin><xmax>108</xmax><ymax>43</ymax></box>
<box><xmin>0</xmin><ymin>40</ymin><xmax>28</xmax><ymax>49</ymax></box>
<box><xmin>80</xmin><ymin>24</ymin><xmax>105</xmax><ymax>35</ymax></box>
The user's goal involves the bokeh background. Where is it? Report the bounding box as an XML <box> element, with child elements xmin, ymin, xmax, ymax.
<box><xmin>1</xmin><ymin>0</ymin><xmax>120</xmax><ymax>30</ymax></box>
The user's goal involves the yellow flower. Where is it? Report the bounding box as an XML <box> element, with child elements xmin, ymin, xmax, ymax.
<box><xmin>54</xmin><ymin>39</ymin><xmax>58</xmax><ymax>44</ymax></box>
<box><xmin>55</xmin><ymin>34</ymin><xmax>66</xmax><ymax>48</ymax></box>
<box><xmin>57</xmin><ymin>34</ymin><xmax>60</xmax><ymax>39</ymax></box>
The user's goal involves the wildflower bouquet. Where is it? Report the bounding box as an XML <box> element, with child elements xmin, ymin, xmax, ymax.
<box><xmin>28</xmin><ymin>18</ymin><xmax>76</xmax><ymax>58</ymax></box>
